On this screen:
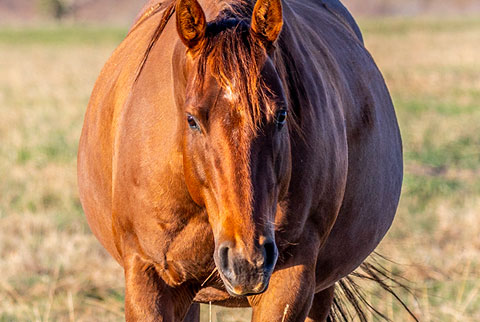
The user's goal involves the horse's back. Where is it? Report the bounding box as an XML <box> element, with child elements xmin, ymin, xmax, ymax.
<box><xmin>317</xmin><ymin>0</ymin><xmax>363</xmax><ymax>43</ymax></box>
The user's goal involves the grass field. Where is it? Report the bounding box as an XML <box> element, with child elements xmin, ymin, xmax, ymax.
<box><xmin>1</xmin><ymin>16</ymin><xmax>479</xmax><ymax>321</ymax></box>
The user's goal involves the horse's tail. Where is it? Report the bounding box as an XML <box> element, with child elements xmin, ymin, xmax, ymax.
<box><xmin>328</xmin><ymin>253</ymin><xmax>419</xmax><ymax>322</ymax></box>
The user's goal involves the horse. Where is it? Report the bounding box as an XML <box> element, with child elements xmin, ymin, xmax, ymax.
<box><xmin>77</xmin><ymin>0</ymin><xmax>404</xmax><ymax>320</ymax></box>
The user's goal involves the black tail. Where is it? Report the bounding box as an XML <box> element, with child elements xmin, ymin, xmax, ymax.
<box><xmin>328</xmin><ymin>253</ymin><xmax>419</xmax><ymax>322</ymax></box>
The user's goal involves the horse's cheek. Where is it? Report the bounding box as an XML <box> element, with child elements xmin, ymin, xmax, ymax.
<box><xmin>183</xmin><ymin>163</ymin><xmax>204</xmax><ymax>207</ymax></box>
<box><xmin>274</xmin><ymin>136</ymin><xmax>292</xmax><ymax>198</ymax></box>
<box><xmin>182</xmin><ymin>144</ymin><xmax>208</xmax><ymax>207</ymax></box>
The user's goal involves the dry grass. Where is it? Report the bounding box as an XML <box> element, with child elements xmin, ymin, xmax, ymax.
<box><xmin>359</xmin><ymin>16</ymin><xmax>480</xmax><ymax>321</ymax></box>
<box><xmin>0</xmin><ymin>36</ymin><xmax>125</xmax><ymax>321</ymax></box>
<box><xmin>0</xmin><ymin>16</ymin><xmax>479</xmax><ymax>321</ymax></box>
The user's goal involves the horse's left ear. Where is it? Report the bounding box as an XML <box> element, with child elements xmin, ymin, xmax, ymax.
<box><xmin>250</xmin><ymin>0</ymin><xmax>283</xmax><ymax>45</ymax></box>
<box><xmin>176</xmin><ymin>0</ymin><xmax>207</xmax><ymax>51</ymax></box>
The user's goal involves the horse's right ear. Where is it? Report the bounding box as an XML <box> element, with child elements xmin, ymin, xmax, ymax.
<box><xmin>176</xmin><ymin>0</ymin><xmax>207</xmax><ymax>51</ymax></box>
<box><xmin>251</xmin><ymin>0</ymin><xmax>283</xmax><ymax>45</ymax></box>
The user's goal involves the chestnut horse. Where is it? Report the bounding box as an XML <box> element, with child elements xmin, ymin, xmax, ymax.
<box><xmin>78</xmin><ymin>0</ymin><xmax>403</xmax><ymax>320</ymax></box>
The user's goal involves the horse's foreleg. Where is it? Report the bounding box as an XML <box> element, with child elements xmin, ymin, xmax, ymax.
<box><xmin>248</xmin><ymin>232</ymin><xmax>320</xmax><ymax>322</ymax></box>
<box><xmin>124</xmin><ymin>253</ymin><xmax>195</xmax><ymax>321</ymax></box>
<box><xmin>305</xmin><ymin>285</ymin><xmax>335</xmax><ymax>321</ymax></box>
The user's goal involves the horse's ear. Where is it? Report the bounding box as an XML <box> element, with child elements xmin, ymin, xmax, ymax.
<box><xmin>250</xmin><ymin>0</ymin><xmax>283</xmax><ymax>45</ymax></box>
<box><xmin>176</xmin><ymin>0</ymin><xmax>207</xmax><ymax>50</ymax></box>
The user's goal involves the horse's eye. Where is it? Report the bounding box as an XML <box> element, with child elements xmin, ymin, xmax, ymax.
<box><xmin>275</xmin><ymin>110</ymin><xmax>287</xmax><ymax>129</ymax></box>
<box><xmin>187</xmin><ymin>114</ymin><xmax>200</xmax><ymax>131</ymax></box>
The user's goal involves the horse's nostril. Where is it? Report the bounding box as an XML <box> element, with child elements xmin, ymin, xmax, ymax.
<box><xmin>218</xmin><ymin>242</ymin><xmax>231</xmax><ymax>272</ymax></box>
<box><xmin>262</xmin><ymin>241</ymin><xmax>277</xmax><ymax>271</ymax></box>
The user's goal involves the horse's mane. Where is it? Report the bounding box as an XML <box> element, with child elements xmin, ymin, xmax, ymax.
<box><xmin>131</xmin><ymin>0</ymin><xmax>177</xmax><ymax>82</ymax></box>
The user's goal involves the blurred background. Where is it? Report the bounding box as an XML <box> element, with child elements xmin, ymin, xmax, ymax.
<box><xmin>0</xmin><ymin>0</ymin><xmax>479</xmax><ymax>321</ymax></box>
<box><xmin>2</xmin><ymin>0</ymin><xmax>480</xmax><ymax>23</ymax></box>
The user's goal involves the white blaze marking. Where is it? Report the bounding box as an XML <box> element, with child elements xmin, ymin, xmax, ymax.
<box><xmin>224</xmin><ymin>85</ymin><xmax>235</xmax><ymax>102</ymax></box>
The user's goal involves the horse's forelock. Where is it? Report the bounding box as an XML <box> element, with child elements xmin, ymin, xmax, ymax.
<box><xmin>195</xmin><ymin>18</ymin><xmax>276</xmax><ymax>133</ymax></box>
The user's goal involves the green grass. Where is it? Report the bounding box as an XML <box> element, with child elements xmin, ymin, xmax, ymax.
<box><xmin>0</xmin><ymin>25</ymin><xmax>128</xmax><ymax>45</ymax></box>
<box><xmin>0</xmin><ymin>19</ymin><xmax>479</xmax><ymax>321</ymax></box>
<box><xmin>359</xmin><ymin>16</ymin><xmax>480</xmax><ymax>35</ymax></box>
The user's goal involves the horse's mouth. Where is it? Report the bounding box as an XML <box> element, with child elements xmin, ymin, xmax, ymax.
<box><xmin>220</xmin><ymin>272</ymin><xmax>270</xmax><ymax>297</ymax></box>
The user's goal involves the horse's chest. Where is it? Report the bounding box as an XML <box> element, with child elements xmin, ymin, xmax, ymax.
<box><xmin>147</xmin><ymin>212</ymin><xmax>216</xmax><ymax>286</ymax></box>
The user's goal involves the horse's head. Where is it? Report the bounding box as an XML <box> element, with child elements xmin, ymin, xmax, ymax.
<box><xmin>173</xmin><ymin>0</ymin><xmax>290</xmax><ymax>296</ymax></box>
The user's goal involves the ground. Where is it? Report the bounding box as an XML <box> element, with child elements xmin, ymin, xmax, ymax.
<box><xmin>0</xmin><ymin>16</ymin><xmax>479</xmax><ymax>321</ymax></box>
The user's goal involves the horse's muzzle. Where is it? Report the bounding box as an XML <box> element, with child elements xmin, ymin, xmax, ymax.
<box><xmin>216</xmin><ymin>239</ymin><xmax>278</xmax><ymax>296</ymax></box>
